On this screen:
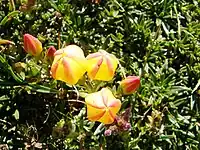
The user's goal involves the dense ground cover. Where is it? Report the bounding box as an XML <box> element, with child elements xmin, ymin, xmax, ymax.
<box><xmin>0</xmin><ymin>0</ymin><xmax>200</xmax><ymax>149</ymax></box>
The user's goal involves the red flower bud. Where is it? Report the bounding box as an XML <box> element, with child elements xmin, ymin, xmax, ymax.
<box><xmin>23</xmin><ymin>34</ymin><xmax>42</xmax><ymax>56</ymax></box>
<box><xmin>46</xmin><ymin>46</ymin><xmax>56</xmax><ymax>58</ymax></box>
<box><xmin>120</xmin><ymin>76</ymin><xmax>140</xmax><ymax>95</ymax></box>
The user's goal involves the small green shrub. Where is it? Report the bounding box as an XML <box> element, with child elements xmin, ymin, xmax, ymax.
<box><xmin>0</xmin><ymin>0</ymin><xmax>200</xmax><ymax>149</ymax></box>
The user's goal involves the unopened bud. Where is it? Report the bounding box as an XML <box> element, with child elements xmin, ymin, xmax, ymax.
<box><xmin>120</xmin><ymin>76</ymin><xmax>140</xmax><ymax>95</ymax></box>
<box><xmin>46</xmin><ymin>46</ymin><xmax>56</xmax><ymax>58</ymax></box>
<box><xmin>23</xmin><ymin>33</ymin><xmax>42</xmax><ymax>56</ymax></box>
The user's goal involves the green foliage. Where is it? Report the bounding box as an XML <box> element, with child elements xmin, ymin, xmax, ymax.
<box><xmin>0</xmin><ymin>0</ymin><xmax>200</xmax><ymax>149</ymax></box>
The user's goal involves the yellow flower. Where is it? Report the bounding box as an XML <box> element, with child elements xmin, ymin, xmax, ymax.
<box><xmin>85</xmin><ymin>88</ymin><xmax>121</xmax><ymax>124</ymax></box>
<box><xmin>120</xmin><ymin>76</ymin><xmax>140</xmax><ymax>95</ymax></box>
<box><xmin>23</xmin><ymin>34</ymin><xmax>42</xmax><ymax>56</ymax></box>
<box><xmin>86</xmin><ymin>50</ymin><xmax>118</xmax><ymax>81</ymax></box>
<box><xmin>50</xmin><ymin>45</ymin><xmax>87</xmax><ymax>85</ymax></box>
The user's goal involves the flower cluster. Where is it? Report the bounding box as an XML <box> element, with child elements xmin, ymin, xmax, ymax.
<box><xmin>104</xmin><ymin>107</ymin><xmax>132</xmax><ymax>136</ymax></box>
<box><xmin>23</xmin><ymin>33</ymin><xmax>141</xmax><ymax>130</ymax></box>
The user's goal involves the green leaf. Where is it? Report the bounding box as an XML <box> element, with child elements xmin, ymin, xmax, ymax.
<box><xmin>110</xmin><ymin>34</ymin><xmax>121</xmax><ymax>42</ymax></box>
<box><xmin>0</xmin><ymin>95</ymin><xmax>10</xmax><ymax>101</ymax></box>
<box><xmin>0</xmin><ymin>55</ymin><xmax>23</xmax><ymax>83</ymax></box>
<box><xmin>13</xmin><ymin>109</ymin><xmax>19</xmax><ymax>120</ymax></box>
<box><xmin>27</xmin><ymin>83</ymin><xmax>58</xmax><ymax>93</ymax></box>
<box><xmin>192</xmin><ymin>79</ymin><xmax>200</xmax><ymax>93</ymax></box>
<box><xmin>47</xmin><ymin>0</ymin><xmax>59</xmax><ymax>12</ymax></box>
<box><xmin>94</xmin><ymin>123</ymin><xmax>104</xmax><ymax>135</ymax></box>
<box><xmin>0</xmin><ymin>11</ymin><xmax>19</xmax><ymax>26</ymax></box>
<box><xmin>159</xmin><ymin>135</ymin><xmax>175</xmax><ymax>140</ymax></box>
<box><xmin>171</xmin><ymin>86</ymin><xmax>192</xmax><ymax>92</ymax></box>
<box><xmin>168</xmin><ymin>114</ymin><xmax>180</xmax><ymax>128</ymax></box>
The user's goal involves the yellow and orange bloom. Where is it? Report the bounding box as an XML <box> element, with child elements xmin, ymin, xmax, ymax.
<box><xmin>23</xmin><ymin>34</ymin><xmax>42</xmax><ymax>56</ymax></box>
<box><xmin>50</xmin><ymin>45</ymin><xmax>87</xmax><ymax>85</ymax></box>
<box><xmin>86</xmin><ymin>50</ymin><xmax>118</xmax><ymax>81</ymax></box>
<box><xmin>85</xmin><ymin>88</ymin><xmax>121</xmax><ymax>124</ymax></box>
<box><xmin>120</xmin><ymin>76</ymin><xmax>140</xmax><ymax>95</ymax></box>
<box><xmin>46</xmin><ymin>46</ymin><xmax>56</xmax><ymax>58</ymax></box>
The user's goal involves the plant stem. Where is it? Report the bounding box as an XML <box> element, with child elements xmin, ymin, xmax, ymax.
<box><xmin>118</xmin><ymin>60</ymin><xmax>126</xmax><ymax>79</ymax></box>
<box><xmin>67</xmin><ymin>99</ymin><xmax>85</xmax><ymax>104</ymax></box>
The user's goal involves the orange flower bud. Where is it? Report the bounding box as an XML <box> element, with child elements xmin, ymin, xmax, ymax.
<box><xmin>46</xmin><ymin>46</ymin><xmax>56</xmax><ymax>58</ymax></box>
<box><xmin>120</xmin><ymin>76</ymin><xmax>140</xmax><ymax>95</ymax></box>
<box><xmin>85</xmin><ymin>88</ymin><xmax>121</xmax><ymax>124</ymax></box>
<box><xmin>50</xmin><ymin>45</ymin><xmax>87</xmax><ymax>85</ymax></box>
<box><xmin>23</xmin><ymin>34</ymin><xmax>42</xmax><ymax>56</ymax></box>
<box><xmin>86</xmin><ymin>50</ymin><xmax>118</xmax><ymax>81</ymax></box>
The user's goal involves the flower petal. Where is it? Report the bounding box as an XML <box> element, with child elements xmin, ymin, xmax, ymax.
<box><xmin>98</xmin><ymin>109</ymin><xmax>115</xmax><ymax>124</ymax></box>
<box><xmin>88</xmin><ymin>57</ymin><xmax>103</xmax><ymax>79</ymax></box>
<box><xmin>87</xmin><ymin>105</ymin><xmax>106</xmax><ymax>121</ymax></box>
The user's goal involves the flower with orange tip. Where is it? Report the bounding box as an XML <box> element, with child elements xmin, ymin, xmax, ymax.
<box><xmin>50</xmin><ymin>45</ymin><xmax>87</xmax><ymax>85</ymax></box>
<box><xmin>85</xmin><ymin>88</ymin><xmax>121</xmax><ymax>124</ymax></box>
<box><xmin>120</xmin><ymin>76</ymin><xmax>140</xmax><ymax>95</ymax></box>
<box><xmin>23</xmin><ymin>34</ymin><xmax>42</xmax><ymax>56</ymax></box>
<box><xmin>86</xmin><ymin>50</ymin><xmax>118</xmax><ymax>81</ymax></box>
<box><xmin>46</xmin><ymin>46</ymin><xmax>56</xmax><ymax>58</ymax></box>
